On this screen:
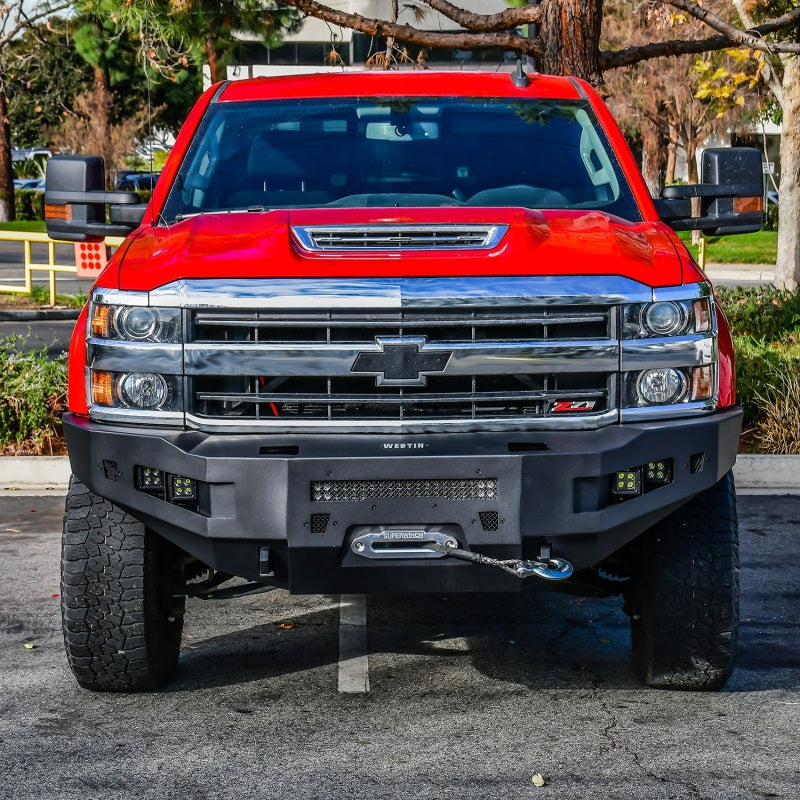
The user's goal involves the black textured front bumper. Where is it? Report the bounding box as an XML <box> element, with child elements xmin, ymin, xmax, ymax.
<box><xmin>64</xmin><ymin>409</ymin><xmax>742</xmax><ymax>593</ymax></box>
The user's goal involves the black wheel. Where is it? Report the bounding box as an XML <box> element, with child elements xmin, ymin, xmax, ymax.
<box><xmin>61</xmin><ymin>476</ymin><xmax>185</xmax><ymax>691</ymax></box>
<box><xmin>630</xmin><ymin>471</ymin><xmax>739</xmax><ymax>690</ymax></box>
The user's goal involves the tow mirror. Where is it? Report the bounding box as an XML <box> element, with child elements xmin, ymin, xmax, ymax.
<box><xmin>655</xmin><ymin>147</ymin><xmax>763</xmax><ymax>235</ymax></box>
<box><xmin>45</xmin><ymin>155</ymin><xmax>146</xmax><ymax>242</ymax></box>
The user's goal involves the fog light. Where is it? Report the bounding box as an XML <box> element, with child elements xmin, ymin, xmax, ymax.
<box><xmin>613</xmin><ymin>469</ymin><xmax>641</xmax><ymax>496</ymax></box>
<box><xmin>645</xmin><ymin>460</ymin><xmax>673</xmax><ymax>485</ymax></box>
<box><xmin>119</xmin><ymin>372</ymin><xmax>168</xmax><ymax>409</ymax></box>
<box><xmin>168</xmin><ymin>475</ymin><xmax>197</xmax><ymax>502</ymax></box>
<box><xmin>136</xmin><ymin>466</ymin><xmax>164</xmax><ymax>491</ymax></box>
<box><xmin>636</xmin><ymin>368</ymin><xmax>688</xmax><ymax>405</ymax></box>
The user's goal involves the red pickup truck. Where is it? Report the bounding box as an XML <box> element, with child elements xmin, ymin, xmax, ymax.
<box><xmin>46</xmin><ymin>68</ymin><xmax>763</xmax><ymax>692</ymax></box>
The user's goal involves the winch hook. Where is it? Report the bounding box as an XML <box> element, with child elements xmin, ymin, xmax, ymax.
<box><xmin>425</xmin><ymin>542</ymin><xmax>573</xmax><ymax>581</ymax></box>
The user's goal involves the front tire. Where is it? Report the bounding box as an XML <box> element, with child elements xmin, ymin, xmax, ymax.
<box><xmin>61</xmin><ymin>476</ymin><xmax>185</xmax><ymax>691</ymax></box>
<box><xmin>630</xmin><ymin>471</ymin><xmax>739</xmax><ymax>690</ymax></box>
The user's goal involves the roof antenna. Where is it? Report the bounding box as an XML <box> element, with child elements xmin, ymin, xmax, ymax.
<box><xmin>511</xmin><ymin>60</ymin><xmax>529</xmax><ymax>88</ymax></box>
<box><xmin>144</xmin><ymin>9</ymin><xmax>155</xmax><ymax>228</ymax></box>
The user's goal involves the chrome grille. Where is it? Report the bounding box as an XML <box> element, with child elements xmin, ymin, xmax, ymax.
<box><xmin>185</xmin><ymin>306</ymin><xmax>617</xmax><ymax>431</ymax></box>
<box><xmin>293</xmin><ymin>224</ymin><xmax>507</xmax><ymax>251</ymax></box>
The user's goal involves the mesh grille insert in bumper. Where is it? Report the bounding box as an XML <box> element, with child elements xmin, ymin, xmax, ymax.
<box><xmin>310</xmin><ymin>478</ymin><xmax>498</xmax><ymax>503</ymax></box>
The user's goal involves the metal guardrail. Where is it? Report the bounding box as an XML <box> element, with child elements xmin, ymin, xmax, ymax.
<box><xmin>0</xmin><ymin>230</ymin><xmax>125</xmax><ymax>306</ymax></box>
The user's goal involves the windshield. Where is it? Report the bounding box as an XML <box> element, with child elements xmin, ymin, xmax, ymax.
<box><xmin>161</xmin><ymin>96</ymin><xmax>641</xmax><ymax>223</ymax></box>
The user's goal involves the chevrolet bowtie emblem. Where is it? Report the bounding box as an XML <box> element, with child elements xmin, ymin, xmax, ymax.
<box><xmin>351</xmin><ymin>337</ymin><xmax>452</xmax><ymax>386</ymax></box>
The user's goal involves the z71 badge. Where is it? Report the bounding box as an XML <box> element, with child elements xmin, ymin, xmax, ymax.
<box><xmin>551</xmin><ymin>400</ymin><xmax>597</xmax><ymax>413</ymax></box>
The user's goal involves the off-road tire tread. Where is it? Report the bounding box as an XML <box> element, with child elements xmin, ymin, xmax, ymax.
<box><xmin>632</xmin><ymin>471</ymin><xmax>739</xmax><ymax>690</ymax></box>
<box><xmin>61</xmin><ymin>475</ymin><xmax>184</xmax><ymax>691</ymax></box>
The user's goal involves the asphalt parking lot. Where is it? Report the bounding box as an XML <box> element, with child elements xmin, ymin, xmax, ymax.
<box><xmin>1</xmin><ymin>492</ymin><xmax>798</xmax><ymax>800</ymax></box>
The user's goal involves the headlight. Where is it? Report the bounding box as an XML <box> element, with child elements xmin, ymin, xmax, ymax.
<box><xmin>643</xmin><ymin>302</ymin><xmax>685</xmax><ymax>336</ymax></box>
<box><xmin>622</xmin><ymin>298</ymin><xmax>712</xmax><ymax>339</ymax></box>
<box><xmin>636</xmin><ymin>368</ymin><xmax>688</xmax><ymax>405</ymax></box>
<box><xmin>116</xmin><ymin>307</ymin><xmax>162</xmax><ymax>341</ymax></box>
<box><xmin>622</xmin><ymin>366</ymin><xmax>715</xmax><ymax>409</ymax></box>
<box><xmin>89</xmin><ymin>301</ymin><xmax>181</xmax><ymax>343</ymax></box>
<box><xmin>119</xmin><ymin>373</ymin><xmax>169</xmax><ymax>408</ymax></box>
<box><xmin>91</xmin><ymin>371</ymin><xmax>182</xmax><ymax>412</ymax></box>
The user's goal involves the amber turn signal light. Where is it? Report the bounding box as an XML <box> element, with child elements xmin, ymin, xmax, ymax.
<box><xmin>44</xmin><ymin>204</ymin><xmax>71</xmax><ymax>221</ymax></box>
<box><xmin>91</xmin><ymin>305</ymin><xmax>111</xmax><ymax>338</ymax></box>
<box><xmin>733</xmin><ymin>196</ymin><xmax>763</xmax><ymax>214</ymax></box>
<box><xmin>91</xmin><ymin>371</ymin><xmax>114</xmax><ymax>405</ymax></box>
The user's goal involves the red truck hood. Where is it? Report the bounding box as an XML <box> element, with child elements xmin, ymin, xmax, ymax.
<box><xmin>116</xmin><ymin>207</ymin><xmax>683</xmax><ymax>291</ymax></box>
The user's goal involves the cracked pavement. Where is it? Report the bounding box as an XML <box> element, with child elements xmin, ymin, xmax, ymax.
<box><xmin>1</xmin><ymin>493</ymin><xmax>798</xmax><ymax>800</ymax></box>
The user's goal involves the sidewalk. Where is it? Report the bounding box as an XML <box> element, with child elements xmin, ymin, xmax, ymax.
<box><xmin>703</xmin><ymin>262</ymin><xmax>775</xmax><ymax>283</ymax></box>
<box><xmin>1</xmin><ymin>454</ymin><xmax>798</xmax><ymax>495</ymax></box>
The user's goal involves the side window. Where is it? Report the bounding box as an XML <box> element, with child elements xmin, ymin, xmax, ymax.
<box><xmin>576</xmin><ymin>109</ymin><xmax>620</xmax><ymax>201</ymax></box>
<box><xmin>180</xmin><ymin>118</ymin><xmax>226</xmax><ymax>209</ymax></box>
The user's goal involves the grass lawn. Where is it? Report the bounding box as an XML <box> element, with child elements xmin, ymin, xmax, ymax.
<box><xmin>678</xmin><ymin>230</ymin><xmax>777</xmax><ymax>265</ymax></box>
<box><xmin>0</xmin><ymin>220</ymin><xmax>47</xmax><ymax>233</ymax></box>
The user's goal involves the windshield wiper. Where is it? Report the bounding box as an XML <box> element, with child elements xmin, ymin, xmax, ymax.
<box><xmin>173</xmin><ymin>206</ymin><xmax>269</xmax><ymax>221</ymax></box>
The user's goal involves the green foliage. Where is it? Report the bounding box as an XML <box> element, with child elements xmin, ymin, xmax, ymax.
<box><xmin>13</xmin><ymin>189</ymin><xmax>45</xmax><ymax>222</ymax></box>
<box><xmin>0</xmin><ymin>336</ymin><xmax>67</xmax><ymax>452</ymax></box>
<box><xmin>764</xmin><ymin>202</ymin><xmax>779</xmax><ymax>232</ymax></box>
<box><xmin>716</xmin><ymin>287</ymin><xmax>800</xmax><ymax>434</ymax></box>
<box><xmin>7</xmin><ymin>14</ymin><xmax>202</xmax><ymax>152</ymax></box>
<box><xmin>6</xmin><ymin>17</ymin><xmax>89</xmax><ymax>149</ymax></box>
<box><xmin>752</xmin><ymin>367</ymin><xmax>800</xmax><ymax>455</ymax></box>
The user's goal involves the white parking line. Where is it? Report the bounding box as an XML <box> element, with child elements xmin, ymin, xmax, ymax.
<box><xmin>338</xmin><ymin>594</ymin><xmax>370</xmax><ymax>693</ymax></box>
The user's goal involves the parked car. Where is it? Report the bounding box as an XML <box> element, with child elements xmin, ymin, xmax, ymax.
<box><xmin>115</xmin><ymin>171</ymin><xmax>160</xmax><ymax>191</ymax></box>
<box><xmin>13</xmin><ymin>178</ymin><xmax>45</xmax><ymax>190</ymax></box>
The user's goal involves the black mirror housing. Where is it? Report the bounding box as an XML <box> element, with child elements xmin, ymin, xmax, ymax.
<box><xmin>45</xmin><ymin>155</ymin><xmax>144</xmax><ymax>242</ymax></box>
<box><xmin>658</xmin><ymin>147</ymin><xmax>764</xmax><ymax>236</ymax></box>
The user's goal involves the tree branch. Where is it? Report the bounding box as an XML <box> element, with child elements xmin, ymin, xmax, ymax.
<box><xmin>662</xmin><ymin>0</ymin><xmax>800</xmax><ymax>51</ymax></box>
<box><xmin>420</xmin><ymin>0</ymin><xmax>542</xmax><ymax>33</ymax></box>
<box><xmin>601</xmin><ymin>15</ymin><xmax>800</xmax><ymax>73</ymax></box>
<box><xmin>284</xmin><ymin>0</ymin><xmax>541</xmax><ymax>56</ymax></box>
<box><xmin>0</xmin><ymin>1</ymin><xmax>71</xmax><ymax>49</ymax></box>
<box><xmin>732</xmin><ymin>0</ymin><xmax>784</xmax><ymax>108</ymax></box>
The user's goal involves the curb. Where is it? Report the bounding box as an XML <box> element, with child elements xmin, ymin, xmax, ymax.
<box><xmin>0</xmin><ymin>308</ymin><xmax>81</xmax><ymax>322</ymax></box>
<box><xmin>2</xmin><ymin>454</ymin><xmax>799</xmax><ymax>495</ymax></box>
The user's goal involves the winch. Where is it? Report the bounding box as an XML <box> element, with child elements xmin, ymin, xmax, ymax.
<box><xmin>349</xmin><ymin>529</ymin><xmax>573</xmax><ymax>581</ymax></box>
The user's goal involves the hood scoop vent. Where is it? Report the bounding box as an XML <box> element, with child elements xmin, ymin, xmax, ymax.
<box><xmin>292</xmin><ymin>224</ymin><xmax>508</xmax><ymax>252</ymax></box>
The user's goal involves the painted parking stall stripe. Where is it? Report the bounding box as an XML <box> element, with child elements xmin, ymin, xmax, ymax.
<box><xmin>338</xmin><ymin>595</ymin><xmax>370</xmax><ymax>693</ymax></box>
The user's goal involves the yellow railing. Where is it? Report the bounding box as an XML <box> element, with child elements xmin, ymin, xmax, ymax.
<box><xmin>0</xmin><ymin>230</ymin><xmax>125</xmax><ymax>306</ymax></box>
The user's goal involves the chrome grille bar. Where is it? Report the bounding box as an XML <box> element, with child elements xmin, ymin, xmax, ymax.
<box><xmin>184</xmin><ymin>341</ymin><xmax>618</xmax><ymax>377</ymax></box>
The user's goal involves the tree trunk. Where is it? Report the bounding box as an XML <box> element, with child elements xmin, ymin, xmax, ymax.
<box><xmin>0</xmin><ymin>74</ymin><xmax>14</xmax><ymax>223</ymax></box>
<box><xmin>641</xmin><ymin>116</ymin><xmax>665</xmax><ymax>196</ymax></box>
<box><xmin>540</xmin><ymin>0</ymin><xmax>604</xmax><ymax>87</ymax></box>
<box><xmin>666</xmin><ymin>124</ymin><xmax>678</xmax><ymax>184</ymax></box>
<box><xmin>206</xmin><ymin>38</ymin><xmax>224</xmax><ymax>84</ymax></box>
<box><xmin>92</xmin><ymin>64</ymin><xmax>115</xmax><ymax>188</ymax></box>
<box><xmin>775</xmin><ymin>56</ymin><xmax>800</xmax><ymax>291</ymax></box>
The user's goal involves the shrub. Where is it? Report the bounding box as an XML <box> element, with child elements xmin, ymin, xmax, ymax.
<box><xmin>716</xmin><ymin>287</ymin><xmax>800</xmax><ymax>450</ymax></box>
<box><xmin>13</xmin><ymin>188</ymin><xmax>45</xmax><ymax>221</ymax></box>
<box><xmin>753</xmin><ymin>367</ymin><xmax>800</xmax><ymax>454</ymax></box>
<box><xmin>716</xmin><ymin>286</ymin><xmax>800</xmax><ymax>340</ymax></box>
<box><xmin>0</xmin><ymin>336</ymin><xmax>67</xmax><ymax>454</ymax></box>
